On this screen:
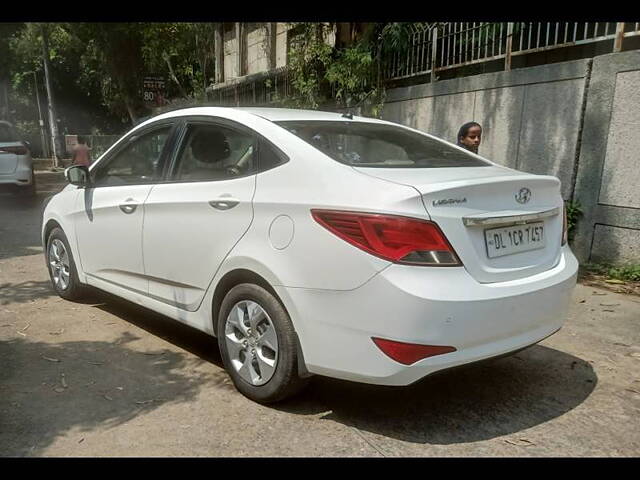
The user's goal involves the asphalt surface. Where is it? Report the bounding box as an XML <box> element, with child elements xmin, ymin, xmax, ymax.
<box><xmin>1</xmin><ymin>171</ymin><xmax>639</xmax><ymax>457</ymax></box>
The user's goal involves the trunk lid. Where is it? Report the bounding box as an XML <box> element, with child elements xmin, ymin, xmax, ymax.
<box><xmin>0</xmin><ymin>142</ymin><xmax>22</xmax><ymax>174</ymax></box>
<box><xmin>354</xmin><ymin>165</ymin><xmax>564</xmax><ymax>283</ymax></box>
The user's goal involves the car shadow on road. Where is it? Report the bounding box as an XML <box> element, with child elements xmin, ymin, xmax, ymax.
<box><xmin>39</xmin><ymin>290</ymin><xmax>598</xmax><ymax>448</ymax></box>
<box><xmin>83</xmin><ymin>289</ymin><xmax>225</xmax><ymax>370</ymax></box>
<box><xmin>274</xmin><ymin>344</ymin><xmax>598</xmax><ymax>445</ymax></box>
<box><xmin>0</xmin><ymin>334</ymin><xmax>215</xmax><ymax>456</ymax></box>
<box><xmin>0</xmin><ymin>280</ymin><xmax>57</xmax><ymax>305</ymax></box>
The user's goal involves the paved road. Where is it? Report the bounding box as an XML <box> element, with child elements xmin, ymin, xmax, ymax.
<box><xmin>1</xmin><ymin>171</ymin><xmax>639</xmax><ymax>456</ymax></box>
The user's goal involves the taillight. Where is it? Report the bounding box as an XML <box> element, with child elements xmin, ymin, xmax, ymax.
<box><xmin>562</xmin><ymin>204</ymin><xmax>568</xmax><ymax>246</ymax></box>
<box><xmin>311</xmin><ymin>209</ymin><xmax>461</xmax><ymax>266</ymax></box>
<box><xmin>0</xmin><ymin>145</ymin><xmax>28</xmax><ymax>155</ymax></box>
<box><xmin>372</xmin><ymin>337</ymin><xmax>456</xmax><ymax>365</ymax></box>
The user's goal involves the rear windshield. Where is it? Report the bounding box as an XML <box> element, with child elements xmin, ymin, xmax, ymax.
<box><xmin>0</xmin><ymin>124</ymin><xmax>18</xmax><ymax>142</ymax></box>
<box><xmin>275</xmin><ymin>120</ymin><xmax>489</xmax><ymax>168</ymax></box>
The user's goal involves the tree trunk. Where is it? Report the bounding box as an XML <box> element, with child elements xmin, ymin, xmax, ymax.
<box><xmin>163</xmin><ymin>51</ymin><xmax>189</xmax><ymax>99</ymax></box>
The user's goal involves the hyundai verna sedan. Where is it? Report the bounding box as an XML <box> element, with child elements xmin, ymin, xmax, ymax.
<box><xmin>0</xmin><ymin>120</ymin><xmax>35</xmax><ymax>197</ymax></box>
<box><xmin>42</xmin><ymin>107</ymin><xmax>578</xmax><ymax>403</ymax></box>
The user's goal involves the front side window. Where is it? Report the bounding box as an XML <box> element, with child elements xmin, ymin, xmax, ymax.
<box><xmin>172</xmin><ymin>124</ymin><xmax>255</xmax><ymax>182</ymax></box>
<box><xmin>275</xmin><ymin>121</ymin><xmax>490</xmax><ymax>168</ymax></box>
<box><xmin>92</xmin><ymin>127</ymin><xmax>170</xmax><ymax>186</ymax></box>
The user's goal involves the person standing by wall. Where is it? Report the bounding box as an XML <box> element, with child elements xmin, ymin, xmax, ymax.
<box><xmin>456</xmin><ymin>122</ymin><xmax>482</xmax><ymax>154</ymax></box>
<box><xmin>71</xmin><ymin>135</ymin><xmax>91</xmax><ymax>166</ymax></box>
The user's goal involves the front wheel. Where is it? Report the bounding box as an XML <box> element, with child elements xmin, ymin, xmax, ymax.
<box><xmin>46</xmin><ymin>227</ymin><xmax>85</xmax><ymax>301</ymax></box>
<box><xmin>217</xmin><ymin>283</ymin><xmax>309</xmax><ymax>404</ymax></box>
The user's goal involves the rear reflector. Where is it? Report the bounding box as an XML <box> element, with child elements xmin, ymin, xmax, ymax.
<box><xmin>0</xmin><ymin>145</ymin><xmax>28</xmax><ymax>155</ymax></box>
<box><xmin>311</xmin><ymin>210</ymin><xmax>461</xmax><ymax>266</ymax></box>
<box><xmin>372</xmin><ymin>337</ymin><xmax>456</xmax><ymax>365</ymax></box>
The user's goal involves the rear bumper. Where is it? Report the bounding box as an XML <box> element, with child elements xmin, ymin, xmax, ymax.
<box><xmin>276</xmin><ymin>246</ymin><xmax>578</xmax><ymax>385</ymax></box>
<box><xmin>0</xmin><ymin>158</ymin><xmax>33</xmax><ymax>188</ymax></box>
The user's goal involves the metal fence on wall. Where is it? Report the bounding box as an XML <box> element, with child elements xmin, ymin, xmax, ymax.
<box><xmin>207</xmin><ymin>66</ymin><xmax>294</xmax><ymax>107</ymax></box>
<box><xmin>384</xmin><ymin>22</ymin><xmax>640</xmax><ymax>82</ymax></box>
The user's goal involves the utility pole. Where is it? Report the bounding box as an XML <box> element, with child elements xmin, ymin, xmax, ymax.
<box><xmin>41</xmin><ymin>24</ymin><xmax>60</xmax><ymax>166</ymax></box>
<box><xmin>29</xmin><ymin>71</ymin><xmax>49</xmax><ymax>158</ymax></box>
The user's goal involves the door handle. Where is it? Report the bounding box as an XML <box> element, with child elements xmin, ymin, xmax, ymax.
<box><xmin>119</xmin><ymin>199</ymin><xmax>138</xmax><ymax>214</ymax></box>
<box><xmin>209</xmin><ymin>199</ymin><xmax>239</xmax><ymax>210</ymax></box>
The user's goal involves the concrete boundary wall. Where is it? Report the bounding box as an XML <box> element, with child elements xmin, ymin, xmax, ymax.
<box><xmin>382</xmin><ymin>54</ymin><xmax>640</xmax><ymax>265</ymax></box>
<box><xmin>572</xmin><ymin>51</ymin><xmax>640</xmax><ymax>264</ymax></box>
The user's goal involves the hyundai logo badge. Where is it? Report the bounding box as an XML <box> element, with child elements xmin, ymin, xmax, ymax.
<box><xmin>515</xmin><ymin>187</ymin><xmax>531</xmax><ymax>204</ymax></box>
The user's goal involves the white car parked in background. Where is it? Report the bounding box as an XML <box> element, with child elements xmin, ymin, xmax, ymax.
<box><xmin>0</xmin><ymin>120</ymin><xmax>35</xmax><ymax>197</ymax></box>
<box><xmin>42</xmin><ymin>107</ymin><xmax>578</xmax><ymax>403</ymax></box>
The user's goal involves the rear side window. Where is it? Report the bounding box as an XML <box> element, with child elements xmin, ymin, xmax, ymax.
<box><xmin>0</xmin><ymin>124</ymin><xmax>17</xmax><ymax>142</ymax></box>
<box><xmin>275</xmin><ymin>120</ymin><xmax>489</xmax><ymax>168</ymax></box>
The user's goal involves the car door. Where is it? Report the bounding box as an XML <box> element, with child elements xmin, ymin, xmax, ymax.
<box><xmin>73</xmin><ymin>123</ymin><xmax>176</xmax><ymax>294</ymax></box>
<box><xmin>142</xmin><ymin>118</ymin><xmax>257</xmax><ymax>311</ymax></box>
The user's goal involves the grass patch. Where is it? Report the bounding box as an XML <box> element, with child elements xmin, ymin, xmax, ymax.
<box><xmin>582</xmin><ymin>263</ymin><xmax>640</xmax><ymax>282</ymax></box>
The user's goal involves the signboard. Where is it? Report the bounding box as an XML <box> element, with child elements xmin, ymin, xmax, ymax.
<box><xmin>143</xmin><ymin>76</ymin><xmax>167</xmax><ymax>106</ymax></box>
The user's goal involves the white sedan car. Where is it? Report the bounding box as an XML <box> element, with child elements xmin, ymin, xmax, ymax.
<box><xmin>0</xmin><ymin>120</ymin><xmax>35</xmax><ymax>197</ymax></box>
<box><xmin>42</xmin><ymin>107</ymin><xmax>578</xmax><ymax>403</ymax></box>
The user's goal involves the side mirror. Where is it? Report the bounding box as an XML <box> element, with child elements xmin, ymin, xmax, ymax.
<box><xmin>65</xmin><ymin>165</ymin><xmax>90</xmax><ymax>187</ymax></box>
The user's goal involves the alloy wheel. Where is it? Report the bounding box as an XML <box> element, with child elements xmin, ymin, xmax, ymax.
<box><xmin>49</xmin><ymin>239</ymin><xmax>71</xmax><ymax>291</ymax></box>
<box><xmin>224</xmin><ymin>300</ymin><xmax>279</xmax><ymax>386</ymax></box>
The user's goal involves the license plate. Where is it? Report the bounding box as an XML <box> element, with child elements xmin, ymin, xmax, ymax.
<box><xmin>484</xmin><ymin>222</ymin><xmax>545</xmax><ymax>258</ymax></box>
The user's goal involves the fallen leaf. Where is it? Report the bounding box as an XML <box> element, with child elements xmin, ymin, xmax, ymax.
<box><xmin>103</xmin><ymin>395</ymin><xmax>113</xmax><ymax>401</ymax></box>
<box><xmin>605</xmin><ymin>279</ymin><xmax>625</xmax><ymax>284</ymax></box>
<box><xmin>42</xmin><ymin>356</ymin><xmax>60</xmax><ymax>363</ymax></box>
<box><xmin>504</xmin><ymin>438</ymin><xmax>535</xmax><ymax>446</ymax></box>
<box><xmin>78</xmin><ymin>438</ymin><xmax>85</xmax><ymax>444</ymax></box>
<box><xmin>579</xmin><ymin>300</ymin><xmax>586</xmax><ymax>303</ymax></box>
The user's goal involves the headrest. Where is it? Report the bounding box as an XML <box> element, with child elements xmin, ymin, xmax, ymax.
<box><xmin>190</xmin><ymin>129</ymin><xmax>230</xmax><ymax>163</ymax></box>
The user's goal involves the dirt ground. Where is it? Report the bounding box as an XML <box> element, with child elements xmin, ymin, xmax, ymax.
<box><xmin>1</xmin><ymin>171</ymin><xmax>639</xmax><ymax>457</ymax></box>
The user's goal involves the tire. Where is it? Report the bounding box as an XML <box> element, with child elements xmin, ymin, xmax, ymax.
<box><xmin>46</xmin><ymin>227</ymin><xmax>85</xmax><ymax>301</ymax></box>
<box><xmin>217</xmin><ymin>283</ymin><xmax>309</xmax><ymax>404</ymax></box>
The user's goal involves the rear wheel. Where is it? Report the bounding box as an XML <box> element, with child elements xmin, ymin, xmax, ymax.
<box><xmin>217</xmin><ymin>283</ymin><xmax>309</xmax><ymax>404</ymax></box>
<box><xmin>46</xmin><ymin>227</ymin><xmax>84</xmax><ymax>301</ymax></box>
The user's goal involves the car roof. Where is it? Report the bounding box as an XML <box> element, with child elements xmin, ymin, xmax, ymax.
<box><xmin>147</xmin><ymin>106</ymin><xmax>389</xmax><ymax>126</ymax></box>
